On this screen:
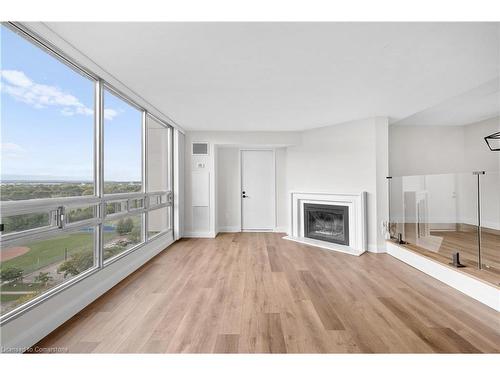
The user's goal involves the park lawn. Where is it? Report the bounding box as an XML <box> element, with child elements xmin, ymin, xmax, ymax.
<box><xmin>1</xmin><ymin>293</ymin><xmax>25</xmax><ymax>303</ymax></box>
<box><xmin>1</xmin><ymin>232</ymin><xmax>94</xmax><ymax>273</ymax></box>
<box><xmin>1</xmin><ymin>216</ymin><xmax>139</xmax><ymax>274</ymax></box>
<box><xmin>1</xmin><ymin>282</ymin><xmax>44</xmax><ymax>292</ymax></box>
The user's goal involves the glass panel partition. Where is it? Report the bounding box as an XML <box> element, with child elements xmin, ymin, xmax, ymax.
<box><xmin>389</xmin><ymin>171</ymin><xmax>500</xmax><ymax>278</ymax></box>
<box><xmin>479</xmin><ymin>172</ymin><xmax>500</xmax><ymax>274</ymax></box>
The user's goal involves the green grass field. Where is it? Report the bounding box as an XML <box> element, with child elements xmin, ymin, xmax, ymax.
<box><xmin>1</xmin><ymin>232</ymin><xmax>94</xmax><ymax>274</ymax></box>
<box><xmin>1</xmin><ymin>294</ymin><xmax>25</xmax><ymax>303</ymax></box>
<box><xmin>1</xmin><ymin>218</ymin><xmax>140</xmax><ymax>314</ymax></box>
<box><xmin>1</xmin><ymin>226</ymin><xmax>130</xmax><ymax>275</ymax></box>
<box><xmin>1</xmin><ymin>282</ymin><xmax>43</xmax><ymax>292</ymax></box>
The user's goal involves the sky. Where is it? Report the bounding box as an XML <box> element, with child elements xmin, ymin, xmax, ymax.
<box><xmin>0</xmin><ymin>25</ymin><xmax>142</xmax><ymax>182</ymax></box>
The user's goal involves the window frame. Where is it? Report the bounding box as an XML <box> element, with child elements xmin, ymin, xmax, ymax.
<box><xmin>102</xmin><ymin>84</ymin><xmax>144</xmax><ymax>195</ymax></box>
<box><xmin>0</xmin><ymin>22</ymin><xmax>175</xmax><ymax>324</ymax></box>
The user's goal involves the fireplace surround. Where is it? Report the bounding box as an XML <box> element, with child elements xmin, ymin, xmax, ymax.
<box><xmin>284</xmin><ymin>191</ymin><xmax>367</xmax><ymax>256</ymax></box>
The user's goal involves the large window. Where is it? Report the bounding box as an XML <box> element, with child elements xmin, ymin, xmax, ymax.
<box><xmin>103</xmin><ymin>88</ymin><xmax>142</xmax><ymax>194</ymax></box>
<box><xmin>0</xmin><ymin>227</ymin><xmax>96</xmax><ymax>315</ymax></box>
<box><xmin>103</xmin><ymin>214</ymin><xmax>143</xmax><ymax>261</ymax></box>
<box><xmin>147</xmin><ymin>116</ymin><xmax>171</xmax><ymax>192</ymax></box>
<box><xmin>0</xmin><ymin>23</ymin><xmax>174</xmax><ymax>321</ymax></box>
<box><xmin>0</xmin><ymin>25</ymin><xmax>95</xmax><ymax>201</ymax></box>
<box><xmin>146</xmin><ymin>116</ymin><xmax>172</xmax><ymax>239</ymax></box>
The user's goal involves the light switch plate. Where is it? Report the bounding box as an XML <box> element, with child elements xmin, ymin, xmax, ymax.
<box><xmin>192</xmin><ymin>157</ymin><xmax>207</xmax><ymax>170</ymax></box>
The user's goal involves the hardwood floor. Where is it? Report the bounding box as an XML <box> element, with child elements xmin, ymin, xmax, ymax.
<box><xmin>35</xmin><ymin>233</ymin><xmax>500</xmax><ymax>353</ymax></box>
<box><xmin>402</xmin><ymin>226</ymin><xmax>500</xmax><ymax>286</ymax></box>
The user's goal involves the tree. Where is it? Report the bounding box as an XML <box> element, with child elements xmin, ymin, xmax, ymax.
<box><xmin>128</xmin><ymin>226</ymin><xmax>141</xmax><ymax>243</ymax></box>
<box><xmin>34</xmin><ymin>271</ymin><xmax>53</xmax><ymax>287</ymax></box>
<box><xmin>57</xmin><ymin>251</ymin><xmax>93</xmax><ymax>278</ymax></box>
<box><xmin>116</xmin><ymin>217</ymin><xmax>134</xmax><ymax>235</ymax></box>
<box><xmin>3</xmin><ymin>212</ymin><xmax>48</xmax><ymax>233</ymax></box>
<box><xmin>0</xmin><ymin>267</ymin><xmax>24</xmax><ymax>284</ymax></box>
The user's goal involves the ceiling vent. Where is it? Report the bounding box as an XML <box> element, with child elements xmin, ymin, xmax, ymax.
<box><xmin>192</xmin><ymin>142</ymin><xmax>209</xmax><ymax>155</ymax></box>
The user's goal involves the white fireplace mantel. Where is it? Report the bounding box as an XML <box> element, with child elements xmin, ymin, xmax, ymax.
<box><xmin>283</xmin><ymin>191</ymin><xmax>367</xmax><ymax>256</ymax></box>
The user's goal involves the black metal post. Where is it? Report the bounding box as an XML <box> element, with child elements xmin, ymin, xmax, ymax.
<box><xmin>386</xmin><ymin>176</ymin><xmax>392</xmax><ymax>239</ymax></box>
<box><xmin>473</xmin><ymin>171</ymin><xmax>485</xmax><ymax>270</ymax></box>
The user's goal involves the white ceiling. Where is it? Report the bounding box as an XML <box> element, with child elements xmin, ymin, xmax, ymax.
<box><xmin>44</xmin><ymin>22</ymin><xmax>499</xmax><ymax>131</ymax></box>
<box><xmin>394</xmin><ymin>78</ymin><xmax>500</xmax><ymax>126</ymax></box>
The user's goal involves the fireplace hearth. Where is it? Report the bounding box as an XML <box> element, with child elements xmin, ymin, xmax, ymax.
<box><xmin>304</xmin><ymin>203</ymin><xmax>349</xmax><ymax>246</ymax></box>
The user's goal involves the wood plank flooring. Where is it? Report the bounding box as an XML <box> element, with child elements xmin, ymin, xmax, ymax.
<box><xmin>402</xmin><ymin>227</ymin><xmax>500</xmax><ymax>286</ymax></box>
<box><xmin>34</xmin><ymin>233</ymin><xmax>500</xmax><ymax>353</ymax></box>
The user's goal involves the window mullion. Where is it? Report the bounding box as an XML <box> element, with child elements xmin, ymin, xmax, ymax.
<box><xmin>142</xmin><ymin>111</ymin><xmax>148</xmax><ymax>244</ymax></box>
<box><xmin>96</xmin><ymin>79</ymin><xmax>105</xmax><ymax>268</ymax></box>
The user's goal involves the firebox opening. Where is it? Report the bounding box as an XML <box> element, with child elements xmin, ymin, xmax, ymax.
<box><xmin>304</xmin><ymin>203</ymin><xmax>349</xmax><ymax>246</ymax></box>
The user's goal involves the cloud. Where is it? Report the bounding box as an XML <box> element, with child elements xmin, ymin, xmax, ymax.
<box><xmin>1</xmin><ymin>142</ymin><xmax>27</xmax><ymax>159</ymax></box>
<box><xmin>104</xmin><ymin>108</ymin><xmax>118</xmax><ymax>120</ymax></box>
<box><xmin>0</xmin><ymin>70</ymin><xmax>118</xmax><ymax>120</ymax></box>
<box><xmin>1</xmin><ymin>70</ymin><xmax>32</xmax><ymax>87</ymax></box>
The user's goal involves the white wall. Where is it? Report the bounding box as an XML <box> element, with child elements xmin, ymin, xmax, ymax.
<box><xmin>216</xmin><ymin>147</ymin><xmax>240</xmax><ymax>231</ymax></box>
<box><xmin>173</xmin><ymin>130</ymin><xmax>185</xmax><ymax>239</ymax></box>
<box><xmin>390</xmin><ymin>125</ymin><xmax>466</xmax><ymax>176</ymax></box>
<box><xmin>389</xmin><ymin>116</ymin><xmax>500</xmax><ymax>230</ymax></box>
<box><xmin>185</xmin><ymin>120</ymin><xmax>389</xmax><ymax>252</ymax></box>
<box><xmin>286</xmin><ymin>117</ymin><xmax>389</xmax><ymax>252</ymax></box>
<box><xmin>390</xmin><ymin>117</ymin><xmax>500</xmax><ymax>176</ymax></box>
<box><xmin>215</xmin><ymin>147</ymin><xmax>289</xmax><ymax>233</ymax></box>
<box><xmin>275</xmin><ymin>148</ymin><xmax>288</xmax><ymax>232</ymax></box>
<box><xmin>463</xmin><ymin>118</ymin><xmax>500</xmax><ymax>172</ymax></box>
<box><xmin>184</xmin><ymin>131</ymin><xmax>301</xmax><ymax>237</ymax></box>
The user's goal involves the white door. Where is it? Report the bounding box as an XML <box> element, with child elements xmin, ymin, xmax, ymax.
<box><xmin>241</xmin><ymin>150</ymin><xmax>275</xmax><ymax>231</ymax></box>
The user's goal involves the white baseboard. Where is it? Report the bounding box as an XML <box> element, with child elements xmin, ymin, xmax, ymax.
<box><xmin>367</xmin><ymin>243</ymin><xmax>385</xmax><ymax>253</ymax></box>
<box><xmin>183</xmin><ymin>231</ymin><xmax>217</xmax><ymax>238</ymax></box>
<box><xmin>482</xmin><ymin>220</ymin><xmax>500</xmax><ymax>231</ymax></box>
<box><xmin>387</xmin><ymin>242</ymin><xmax>500</xmax><ymax>311</ymax></box>
<box><xmin>274</xmin><ymin>226</ymin><xmax>288</xmax><ymax>233</ymax></box>
<box><xmin>217</xmin><ymin>226</ymin><xmax>241</xmax><ymax>233</ymax></box>
<box><xmin>460</xmin><ymin>219</ymin><xmax>500</xmax><ymax>231</ymax></box>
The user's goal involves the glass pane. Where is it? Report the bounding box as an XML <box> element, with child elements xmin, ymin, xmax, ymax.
<box><xmin>0</xmin><ymin>25</ymin><xmax>95</xmax><ymax>201</ymax></box>
<box><xmin>147</xmin><ymin>206</ymin><xmax>170</xmax><ymax>239</ymax></box>
<box><xmin>105</xmin><ymin>200</ymin><xmax>128</xmax><ymax>216</ymax></box>
<box><xmin>103</xmin><ymin>89</ymin><xmax>142</xmax><ymax>194</ymax></box>
<box><xmin>146</xmin><ymin>116</ymin><xmax>170</xmax><ymax>192</ymax></box>
<box><xmin>390</xmin><ymin>173</ymin><xmax>479</xmax><ymax>268</ymax></box>
<box><xmin>1</xmin><ymin>211</ymin><xmax>55</xmax><ymax>235</ymax></box>
<box><xmin>103</xmin><ymin>214</ymin><xmax>143</xmax><ymax>261</ymax></box>
<box><xmin>66</xmin><ymin>205</ymin><xmax>96</xmax><ymax>224</ymax></box>
<box><xmin>129</xmin><ymin>198</ymin><xmax>144</xmax><ymax>210</ymax></box>
<box><xmin>0</xmin><ymin>226</ymin><xmax>96</xmax><ymax>315</ymax></box>
<box><xmin>148</xmin><ymin>194</ymin><xmax>167</xmax><ymax>208</ymax></box>
<box><xmin>480</xmin><ymin>172</ymin><xmax>500</xmax><ymax>274</ymax></box>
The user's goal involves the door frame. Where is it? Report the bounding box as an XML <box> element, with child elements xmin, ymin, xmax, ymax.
<box><xmin>239</xmin><ymin>148</ymin><xmax>276</xmax><ymax>232</ymax></box>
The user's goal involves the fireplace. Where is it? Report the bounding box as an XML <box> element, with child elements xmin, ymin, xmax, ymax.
<box><xmin>304</xmin><ymin>203</ymin><xmax>349</xmax><ymax>246</ymax></box>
